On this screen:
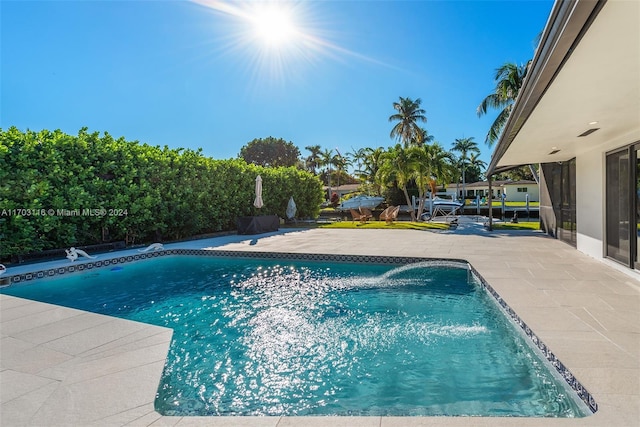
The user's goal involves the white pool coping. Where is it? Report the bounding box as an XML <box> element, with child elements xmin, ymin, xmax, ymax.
<box><xmin>1</xmin><ymin>225</ymin><xmax>639</xmax><ymax>426</ymax></box>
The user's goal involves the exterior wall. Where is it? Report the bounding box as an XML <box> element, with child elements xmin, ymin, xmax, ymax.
<box><xmin>452</xmin><ymin>184</ymin><xmax>505</xmax><ymax>199</ymax></box>
<box><xmin>575</xmin><ymin>149</ymin><xmax>605</xmax><ymax>259</ymax></box>
<box><xmin>444</xmin><ymin>184</ymin><xmax>459</xmax><ymax>197</ymax></box>
<box><xmin>465</xmin><ymin>187</ymin><xmax>501</xmax><ymax>198</ymax></box>
<box><xmin>503</xmin><ymin>184</ymin><xmax>540</xmax><ymax>202</ymax></box>
<box><xmin>575</xmin><ymin>129</ymin><xmax>640</xmax><ymax>270</ymax></box>
<box><xmin>459</xmin><ymin>181</ymin><xmax>540</xmax><ymax>201</ymax></box>
<box><xmin>463</xmin><ymin>186</ymin><xmax>486</xmax><ymax>198</ymax></box>
<box><xmin>538</xmin><ymin>130</ymin><xmax>640</xmax><ymax>275</ymax></box>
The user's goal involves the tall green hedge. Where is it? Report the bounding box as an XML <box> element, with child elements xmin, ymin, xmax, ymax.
<box><xmin>0</xmin><ymin>127</ymin><xmax>324</xmax><ymax>259</ymax></box>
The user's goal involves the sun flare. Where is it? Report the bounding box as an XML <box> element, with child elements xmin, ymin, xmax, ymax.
<box><xmin>191</xmin><ymin>0</ymin><xmax>394</xmax><ymax>86</ymax></box>
<box><xmin>251</xmin><ymin>6</ymin><xmax>297</xmax><ymax>47</ymax></box>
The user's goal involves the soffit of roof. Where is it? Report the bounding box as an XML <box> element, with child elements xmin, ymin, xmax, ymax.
<box><xmin>491</xmin><ymin>0</ymin><xmax>640</xmax><ymax>171</ymax></box>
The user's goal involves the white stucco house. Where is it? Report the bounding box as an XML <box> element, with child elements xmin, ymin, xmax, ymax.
<box><xmin>323</xmin><ymin>184</ymin><xmax>360</xmax><ymax>200</ymax></box>
<box><xmin>487</xmin><ymin>0</ymin><xmax>640</xmax><ymax>275</ymax></box>
<box><xmin>502</xmin><ymin>181</ymin><xmax>539</xmax><ymax>203</ymax></box>
<box><xmin>452</xmin><ymin>180</ymin><xmax>540</xmax><ymax>202</ymax></box>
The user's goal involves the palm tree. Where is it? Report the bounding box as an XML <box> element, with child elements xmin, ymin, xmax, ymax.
<box><xmin>416</xmin><ymin>143</ymin><xmax>456</xmax><ymax>216</ymax></box>
<box><xmin>332</xmin><ymin>150</ymin><xmax>351</xmax><ymax>189</ymax></box>
<box><xmin>424</xmin><ymin>142</ymin><xmax>456</xmax><ymax>195</ymax></box>
<box><xmin>411</xmin><ymin>127</ymin><xmax>435</xmax><ymax>147</ymax></box>
<box><xmin>348</xmin><ymin>147</ymin><xmax>367</xmax><ymax>180</ymax></box>
<box><xmin>477</xmin><ymin>62</ymin><xmax>529</xmax><ymax>147</ymax></box>
<box><xmin>467</xmin><ymin>153</ymin><xmax>487</xmax><ymax>183</ymax></box>
<box><xmin>320</xmin><ymin>148</ymin><xmax>334</xmax><ymax>199</ymax></box>
<box><xmin>359</xmin><ymin>147</ymin><xmax>385</xmax><ymax>194</ymax></box>
<box><xmin>451</xmin><ymin>137</ymin><xmax>480</xmax><ymax>200</ymax></box>
<box><xmin>389</xmin><ymin>97</ymin><xmax>427</xmax><ymax>147</ymax></box>
<box><xmin>377</xmin><ymin>144</ymin><xmax>420</xmax><ymax>221</ymax></box>
<box><xmin>304</xmin><ymin>145</ymin><xmax>322</xmax><ymax>174</ymax></box>
<box><xmin>411</xmin><ymin>146</ymin><xmax>434</xmax><ymax>218</ymax></box>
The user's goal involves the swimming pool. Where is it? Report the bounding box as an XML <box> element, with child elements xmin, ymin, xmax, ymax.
<box><xmin>0</xmin><ymin>253</ymin><xmax>592</xmax><ymax>417</ymax></box>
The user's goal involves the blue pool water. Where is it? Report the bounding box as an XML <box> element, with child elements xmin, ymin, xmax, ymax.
<box><xmin>1</xmin><ymin>256</ymin><xmax>589</xmax><ymax>417</ymax></box>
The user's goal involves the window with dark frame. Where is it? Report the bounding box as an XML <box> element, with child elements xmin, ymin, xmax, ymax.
<box><xmin>605</xmin><ymin>142</ymin><xmax>640</xmax><ymax>270</ymax></box>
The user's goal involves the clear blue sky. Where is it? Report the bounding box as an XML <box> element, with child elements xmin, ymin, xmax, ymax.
<box><xmin>1</xmin><ymin>0</ymin><xmax>553</xmax><ymax>168</ymax></box>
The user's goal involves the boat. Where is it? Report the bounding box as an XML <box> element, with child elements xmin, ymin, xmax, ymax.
<box><xmin>337</xmin><ymin>195</ymin><xmax>385</xmax><ymax>211</ymax></box>
<box><xmin>420</xmin><ymin>196</ymin><xmax>464</xmax><ymax>219</ymax></box>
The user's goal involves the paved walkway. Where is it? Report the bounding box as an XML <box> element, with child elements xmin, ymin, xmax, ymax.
<box><xmin>1</xmin><ymin>225</ymin><xmax>639</xmax><ymax>426</ymax></box>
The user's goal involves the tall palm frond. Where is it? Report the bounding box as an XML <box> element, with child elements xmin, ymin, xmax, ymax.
<box><xmin>319</xmin><ymin>148</ymin><xmax>334</xmax><ymax>193</ymax></box>
<box><xmin>389</xmin><ymin>97</ymin><xmax>427</xmax><ymax>147</ymax></box>
<box><xmin>360</xmin><ymin>147</ymin><xmax>385</xmax><ymax>193</ymax></box>
<box><xmin>377</xmin><ymin>144</ymin><xmax>420</xmax><ymax>221</ymax></box>
<box><xmin>331</xmin><ymin>152</ymin><xmax>351</xmax><ymax>188</ymax></box>
<box><xmin>304</xmin><ymin>144</ymin><xmax>322</xmax><ymax>174</ymax></box>
<box><xmin>468</xmin><ymin>152</ymin><xmax>487</xmax><ymax>169</ymax></box>
<box><xmin>347</xmin><ymin>147</ymin><xmax>367</xmax><ymax>178</ymax></box>
<box><xmin>411</xmin><ymin>127</ymin><xmax>435</xmax><ymax>147</ymax></box>
<box><xmin>451</xmin><ymin>137</ymin><xmax>481</xmax><ymax>197</ymax></box>
<box><xmin>477</xmin><ymin>62</ymin><xmax>529</xmax><ymax>147</ymax></box>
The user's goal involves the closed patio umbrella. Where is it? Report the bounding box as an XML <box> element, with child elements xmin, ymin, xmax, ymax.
<box><xmin>254</xmin><ymin>175</ymin><xmax>264</xmax><ymax>209</ymax></box>
<box><xmin>286</xmin><ymin>196</ymin><xmax>297</xmax><ymax>220</ymax></box>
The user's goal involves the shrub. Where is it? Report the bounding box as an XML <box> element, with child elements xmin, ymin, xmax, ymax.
<box><xmin>0</xmin><ymin>127</ymin><xmax>324</xmax><ymax>259</ymax></box>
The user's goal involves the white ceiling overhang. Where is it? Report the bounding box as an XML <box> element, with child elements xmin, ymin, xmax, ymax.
<box><xmin>488</xmin><ymin>0</ymin><xmax>640</xmax><ymax>174</ymax></box>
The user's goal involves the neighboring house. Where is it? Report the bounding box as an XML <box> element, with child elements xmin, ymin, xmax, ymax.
<box><xmin>487</xmin><ymin>0</ymin><xmax>640</xmax><ymax>274</ymax></box>
<box><xmin>323</xmin><ymin>184</ymin><xmax>360</xmax><ymax>200</ymax></box>
<box><xmin>445</xmin><ymin>180</ymin><xmax>540</xmax><ymax>202</ymax></box>
<box><xmin>441</xmin><ymin>183</ymin><xmax>461</xmax><ymax>198</ymax></box>
<box><xmin>502</xmin><ymin>181</ymin><xmax>539</xmax><ymax>203</ymax></box>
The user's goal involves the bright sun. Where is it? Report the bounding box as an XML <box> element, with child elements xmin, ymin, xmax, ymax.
<box><xmin>193</xmin><ymin>0</ymin><xmax>387</xmax><ymax>85</ymax></box>
<box><xmin>250</xmin><ymin>5</ymin><xmax>297</xmax><ymax>48</ymax></box>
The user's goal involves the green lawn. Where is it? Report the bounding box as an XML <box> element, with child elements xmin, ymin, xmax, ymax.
<box><xmin>505</xmin><ymin>201</ymin><xmax>539</xmax><ymax>207</ymax></box>
<box><xmin>318</xmin><ymin>220</ymin><xmax>449</xmax><ymax>230</ymax></box>
<box><xmin>490</xmin><ymin>221</ymin><xmax>540</xmax><ymax>230</ymax></box>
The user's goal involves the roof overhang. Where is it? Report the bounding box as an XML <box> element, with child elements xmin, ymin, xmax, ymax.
<box><xmin>487</xmin><ymin>0</ymin><xmax>640</xmax><ymax>176</ymax></box>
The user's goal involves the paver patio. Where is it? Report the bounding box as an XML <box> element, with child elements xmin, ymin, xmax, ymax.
<box><xmin>1</xmin><ymin>222</ymin><xmax>638</xmax><ymax>426</ymax></box>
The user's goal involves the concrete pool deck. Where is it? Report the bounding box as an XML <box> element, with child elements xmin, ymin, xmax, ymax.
<box><xmin>1</xmin><ymin>223</ymin><xmax>639</xmax><ymax>426</ymax></box>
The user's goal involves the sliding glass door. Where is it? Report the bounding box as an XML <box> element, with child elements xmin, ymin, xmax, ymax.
<box><xmin>606</xmin><ymin>148</ymin><xmax>630</xmax><ymax>264</ymax></box>
<box><xmin>606</xmin><ymin>144</ymin><xmax>640</xmax><ymax>269</ymax></box>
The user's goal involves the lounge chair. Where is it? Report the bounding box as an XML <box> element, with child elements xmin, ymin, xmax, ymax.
<box><xmin>379</xmin><ymin>205</ymin><xmax>400</xmax><ymax>224</ymax></box>
<box><xmin>359</xmin><ymin>207</ymin><xmax>373</xmax><ymax>222</ymax></box>
<box><xmin>349</xmin><ymin>208</ymin><xmax>365</xmax><ymax>223</ymax></box>
<box><xmin>350</xmin><ymin>208</ymin><xmax>371</xmax><ymax>224</ymax></box>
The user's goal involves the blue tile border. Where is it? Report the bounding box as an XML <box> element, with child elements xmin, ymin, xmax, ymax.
<box><xmin>0</xmin><ymin>249</ymin><xmax>597</xmax><ymax>414</ymax></box>
<box><xmin>467</xmin><ymin>264</ymin><xmax>598</xmax><ymax>414</ymax></box>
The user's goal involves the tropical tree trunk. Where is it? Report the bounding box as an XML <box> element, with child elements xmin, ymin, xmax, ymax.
<box><xmin>462</xmin><ymin>166</ymin><xmax>466</xmax><ymax>201</ymax></box>
<box><xmin>402</xmin><ymin>186</ymin><xmax>416</xmax><ymax>221</ymax></box>
<box><xmin>528</xmin><ymin>164</ymin><xmax>539</xmax><ymax>184</ymax></box>
<box><xmin>416</xmin><ymin>193</ymin><xmax>426</xmax><ymax>220</ymax></box>
<box><xmin>327</xmin><ymin>165</ymin><xmax>332</xmax><ymax>199</ymax></box>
